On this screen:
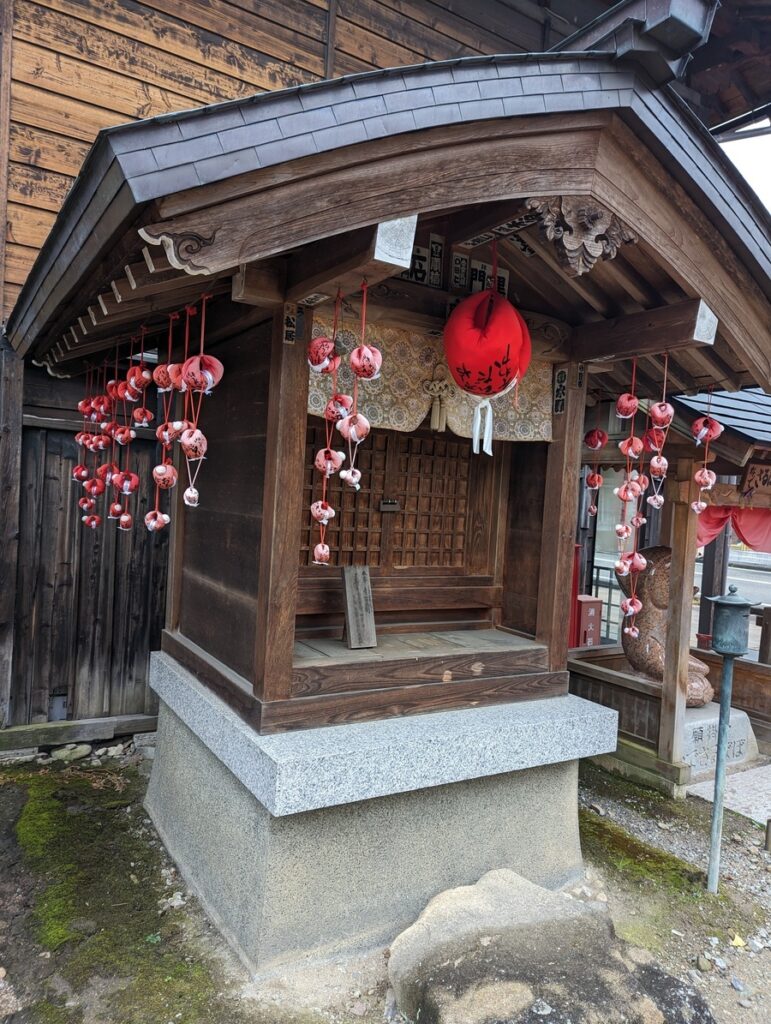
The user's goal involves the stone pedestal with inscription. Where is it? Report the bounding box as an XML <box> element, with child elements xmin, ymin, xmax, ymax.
<box><xmin>682</xmin><ymin>702</ymin><xmax>759</xmax><ymax>781</ymax></box>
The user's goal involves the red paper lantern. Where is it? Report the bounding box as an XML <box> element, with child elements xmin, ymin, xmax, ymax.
<box><xmin>443</xmin><ymin>291</ymin><xmax>531</xmax><ymax>399</ymax></box>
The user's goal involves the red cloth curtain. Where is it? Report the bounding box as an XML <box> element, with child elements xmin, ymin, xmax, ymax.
<box><xmin>697</xmin><ymin>506</ymin><xmax>771</xmax><ymax>553</ymax></box>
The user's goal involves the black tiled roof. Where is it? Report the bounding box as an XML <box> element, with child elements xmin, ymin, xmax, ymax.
<box><xmin>675</xmin><ymin>390</ymin><xmax>771</xmax><ymax>445</ymax></box>
<box><xmin>6</xmin><ymin>53</ymin><xmax>771</xmax><ymax>359</ymax></box>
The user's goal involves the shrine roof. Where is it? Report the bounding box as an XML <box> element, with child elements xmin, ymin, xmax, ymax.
<box><xmin>675</xmin><ymin>390</ymin><xmax>771</xmax><ymax>447</ymax></box>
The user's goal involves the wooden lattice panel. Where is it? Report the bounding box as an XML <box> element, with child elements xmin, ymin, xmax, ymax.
<box><xmin>390</xmin><ymin>435</ymin><xmax>470</xmax><ymax>568</ymax></box>
<box><xmin>301</xmin><ymin>422</ymin><xmax>473</xmax><ymax>571</ymax></box>
<box><xmin>301</xmin><ymin>423</ymin><xmax>388</xmax><ymax>567</ymax></box>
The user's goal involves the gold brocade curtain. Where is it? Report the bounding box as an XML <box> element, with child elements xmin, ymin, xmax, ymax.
<box><xmin>308</xmin><ymin>321</ymin><xmax>552</xmax><ymax>442</ymax></box>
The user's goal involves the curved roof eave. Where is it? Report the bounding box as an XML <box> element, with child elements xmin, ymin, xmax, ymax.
<box><xmin>7</xmin><ymin>52</ymin><xmax>771</xmax><ymax>357</ymax></box>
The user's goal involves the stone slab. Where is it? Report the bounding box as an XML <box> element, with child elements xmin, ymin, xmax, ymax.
<box><xmin>388</xmin><ymin>869</ymin><xmax>608</xmax><ymax>1020</ymax></box>
<box><xmin>149</xmin><ymin>652</ymin><xmax>618</xmax><ymax>816</ymax></box>
<box><xmin>682</xmin><ymin>703</ymin><xmax>758</xmax><ymax>780</ymax></box>
<box><xmin>688</xmin><ymin>763</ymin><xmax>771</xmax><ymax>825</ymax></box>
<box><xmin>146</xmin><ymin>699</ymin><xmax>588</xmax><ymax>971</ymax></box>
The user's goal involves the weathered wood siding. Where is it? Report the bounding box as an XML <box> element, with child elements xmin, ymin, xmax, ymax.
<box><xmin>0</xmin><ymin>0</ymin><xmax>607</xmax><ymax>321</ymax></box>
<box><xmin>10</xmin><ymin>371</ymin><xmax>169</xmax><ymax>724</ymax></box>
<box><xmin>176</xmin><ymin>323</ymin><xmax>271</xmax><ymax>680</ymax></box>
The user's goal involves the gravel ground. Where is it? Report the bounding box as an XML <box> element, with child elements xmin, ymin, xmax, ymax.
<box><xmin>579</xmin><ymin>762</ymin><xmax>771</xmax><ymax>1024</ymax></box>
<box><xmin>578</xmin><ymin>761</ymin><xmax>771</xmax><ymax>912</ymax></box>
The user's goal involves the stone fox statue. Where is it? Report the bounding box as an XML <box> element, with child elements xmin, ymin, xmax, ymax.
<box><xmin>615</xmin><ymin>545</ymin><xmax>714</xmax><ymax>707</ymax></box>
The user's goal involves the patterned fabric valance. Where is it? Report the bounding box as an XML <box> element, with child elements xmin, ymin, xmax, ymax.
<box><xmin>308</xmin><ymin>320</ymin><xmax>552</xmax><ymax>442</ymax></box>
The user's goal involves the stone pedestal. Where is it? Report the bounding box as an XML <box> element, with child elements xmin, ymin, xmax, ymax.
<box><xmin>682</xmin><ymin>702</ymin><xmax>759</xmax><ymax>780</ymax></box>
<box><xmin>145</xmin><ymin>653</ymin><xmax>617</xmax><ymax>974</ymax></box>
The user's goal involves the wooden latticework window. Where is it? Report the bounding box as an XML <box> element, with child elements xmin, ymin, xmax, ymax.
<box><xmin>301</xmin><ymin>421</ymin><xmax>479</xmax><ymax>572</ymax></box>
<box><xmin>390</xmin><ymin>435</ymin><xmax>470</xmax><ymax>568</ymax></box>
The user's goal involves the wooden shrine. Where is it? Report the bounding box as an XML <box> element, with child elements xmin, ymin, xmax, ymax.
<box><xmin>0</xmin><ymin>0</ymin><xmax>770</xmax><ymax>972</ymax></box>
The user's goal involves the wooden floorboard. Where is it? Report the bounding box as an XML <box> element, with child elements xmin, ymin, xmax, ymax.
<box><xmin>293</xmin><ymin>628</ymin><xmax>546</xmax><ymax>667</ymax></box>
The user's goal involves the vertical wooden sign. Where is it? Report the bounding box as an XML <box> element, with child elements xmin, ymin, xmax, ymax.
<box><xmin>341</xmin><ymin>566</ymin><xmax>377</xmax><ymax>650</ymax></box>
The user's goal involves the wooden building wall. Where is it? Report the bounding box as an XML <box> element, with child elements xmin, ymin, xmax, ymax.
<box><xmin>175</xmin><ymin>322</ymin><xmax>271</xmax><ymax>680</ymax></box>
<box><xmin>0</xmin><ymin>0</ymin><xmax>610</xmax><ymax>322</ymax></box>
<box><xmin>8</xmin><ymin>368</ymin><xmax>169</xmax><ymax>725</ymax></box>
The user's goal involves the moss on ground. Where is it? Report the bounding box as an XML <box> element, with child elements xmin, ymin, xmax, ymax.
<box><xmin>578</xmin><ymin>771</ymin><xmax>764</xmax><ymax>952</ymax></box>
<box><xmin>3</xmin><ymin>763</ymin><xmax>260</xmax><ymax>1024</ymax></box>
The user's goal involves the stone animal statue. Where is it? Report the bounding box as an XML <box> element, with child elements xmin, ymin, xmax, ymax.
<box><xmin>615</xmin><ymin>545</ymin><xmax>713</xmax><ymax>707</ymax></box>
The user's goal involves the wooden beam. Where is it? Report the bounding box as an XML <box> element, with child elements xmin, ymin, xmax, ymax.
<box><xmin>444</xmin><ymin>199</ymin><xmax>533</xmax><ymax>248</ymax></box>
<box><xmin>253</xmin><ymin>305</ymin><xmax>312</xmax><ymax>702</ymax></box>
<box><xmin>0</xmin><ymin>339</ymin><xmax>22</xmax><ymax>727</ymax></box>
<box><xmin>658</xmin><ymin>458</ymin><xmax>699</xmax><ymax>765</ymax></box>
<box><xmin>114</xmin><ymin>257</ymin><xmax>196</xmax><ymax>301</ymax></box>
<box><xmin>142</xmin><ymin>244</ymin><xmax>173</xmax><ymax>275</ymax></box>
<box><xmin>231</xmin><ymin>259</ymin><xmax>286</xmax><ymax>307</ymax></box>
<box><xmin>536</xmin><ymin>362</ymin><xmax>587</xmax><ymax>670</ymax></box>
<box><xmin>571</xmin><ymin>298</ymin><xmax>717</xmax><ymax>363</ymax></box>
<box><xmin>521</xmin><ymin>226</ymin><xmax>619</xmax><ymax>317</ymax></box>
<box><xmin>0</xmin><ymin>714</ymin><xmax>158</xmax><ymax>751</ymax></box>
<box><xmin>285</xmin><ymin>216</ymin><xmax>417</xmax><ymax>304</ymax></box>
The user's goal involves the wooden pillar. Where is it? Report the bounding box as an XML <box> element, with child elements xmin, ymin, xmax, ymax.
<box><xmin>536</xmin><ymin>362</ymin><xmax>586</xmax><ymax>671</ymax></box>
<box><xmin>658</xmin><ymin>458</ymin><xmax>698</xmax><ymax>764</ymax></box>
<box><xmin>758</xmin><ymin>607</ymin><xmax>771</xmax><ymax>665</ymax></box>
<box><xmin>0</xmin><ymin>338</ymin><xmax>23</xmax><ymax>727</ymax></box>
<box><xmin>253</xmin><ymin>304</ymin><xmax>311</xmax><ymax>702</ymax></box>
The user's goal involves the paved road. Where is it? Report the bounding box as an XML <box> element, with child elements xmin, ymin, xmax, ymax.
<box><xmin>694</xmin><ymin>563</ymin><xmax>771</xmax><ymax>606</ymax></box>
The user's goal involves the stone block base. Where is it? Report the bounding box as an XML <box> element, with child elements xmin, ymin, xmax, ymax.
<box><xmin>682</xmin><ymin>703</ymin><xmax>759</xmax><ymax>780</ymax></box>
<box><xmin>144</xmin><ymin>655</ymin><xmax>617</xmax><ymax>973</ymax></box>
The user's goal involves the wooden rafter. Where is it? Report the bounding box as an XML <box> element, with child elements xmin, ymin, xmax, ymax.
<box><xmin>571</xmin><ymin>299</ymin><xmax>717</xmax><ymax>364</ymax></box>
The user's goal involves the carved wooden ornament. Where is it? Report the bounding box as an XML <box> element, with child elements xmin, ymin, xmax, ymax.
<box><xmin>526</xmin><ymin>196</ymin><xmax>637</xmax><ymax>277</ymax></box>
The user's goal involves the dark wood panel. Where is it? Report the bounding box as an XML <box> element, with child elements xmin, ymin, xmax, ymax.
<box><xmin>162</xmin><ymin>629</ymin><xmax>262</xmax><ymax>729</ymax></box>
<box><xmin>570</xmin><ymin>670</ymin><xmax>660</xmax><ymax>748</ymax></box>
<box><xmin>10</xmin><ymin>425</ymin><xmax>168</xmax><ymax>725</ymax></box>
<box><xmin>262</xmin><ymin>669</ymin><xmax>568</xmax><ymax>732</ymax></box>
<box><xmin>0</xmin><ymin>341</ymin><xmax>23</xmax><ymax>727</ymax></box>
<box><xmin>297</xmin><ymin>582</ymin><xmax>503</xmax><ymax>615</ymax></box>
<box><xmin>293</xmin><ymin>647</ymin><xmax>549</xmax><ymax>695</ymax></box>
<box><xmin>502</xmin><ymin>442</ymin><xmax>547</xmax><ymax>636</ymax></box>
<box><xmin>174</xmin><ymin>322</ymin><xmax>270</xmax><ymax>683</ymax></box>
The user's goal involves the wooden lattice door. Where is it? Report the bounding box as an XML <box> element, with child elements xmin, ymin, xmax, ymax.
<box><xmin>298</xmin><ymin>419</ymin><xmax>507</xmax><ymax>632</ymax></box>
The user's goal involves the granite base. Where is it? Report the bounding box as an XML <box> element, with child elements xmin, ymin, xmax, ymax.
<box><xmin>145</xmin><ymin>654</ymin><xmax>617</xmax><ymax>972</ymax></box>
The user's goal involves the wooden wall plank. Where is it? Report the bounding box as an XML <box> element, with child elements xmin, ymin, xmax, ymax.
<box><xmin>4</xmin><ymin>242</ymin><xmax>38</xmax><ymax>285</ymax></box>
<box><xmin>0</xmin><ymin>341</ymin><xmax>23</xmax><ymax>727</ymax></box>
<box><xmin>19</xmin><ymin>0</ymin><xmax>310</xmax><ymax>100</ymax></box>
<box><xmin>148</xmin><ymin>0</ymin><xmax>327</xmax><ymax>75</ymax></box>
<box><xmin>334</xmin><ymin>15</ymin><xmax>426</xmax><ymax>68</ymax></box>
<box><xmin>0</xmin><ymin>0</ymin><xmax>14</xmax><ymax>314</ymax></box>
<box><xmin>9</xmin><ymin>123</ymin><xmax>90</xmax><ymax>177</ymax></box>
<box><xmin>337</xmin><ymin>0</ymin><xmax>474</xmax><ymax>61</ymax></box>
<box><xmin>12</xmin><ymin>39</ymin><xmax>195</xmax><ymax>120</ymax></box>
<box><xmin>8</xmin><ymin>161</ymin><xmax>74</xmax><ymax>213</ymax></box>
<box><xmin>6</xmin><ymin>201</ymin><xmax>56</xmax><ymax>248</ymax></box>
<box><xmin>10</xmin><ymin>81</ymin><xmax>125</xmax><ymax>142</ymax></box>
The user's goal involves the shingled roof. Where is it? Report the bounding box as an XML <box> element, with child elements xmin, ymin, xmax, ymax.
<box><xmin>7</xmin><ymin>48</ymin><xmax>771</xmax><ymax>365</ymax></box>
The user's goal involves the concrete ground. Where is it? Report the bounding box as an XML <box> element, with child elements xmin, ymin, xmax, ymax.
<box><xmin>0</xmin><ymin>752</ymin><xmax>768</xmax><ymax>1023</ymax></box>
<box><xmin>688</xmin><ymin>763</ymin><xmax>771</xmax><ymax>825</ymax></box>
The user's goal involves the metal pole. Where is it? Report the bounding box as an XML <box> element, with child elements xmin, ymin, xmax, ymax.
<box><xmin>707</xmin><ymin>654</ymin><xmax>735</xmax><ymax>893</ymax></box>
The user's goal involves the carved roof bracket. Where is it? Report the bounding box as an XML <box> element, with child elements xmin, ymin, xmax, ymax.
<box><xmin>525</xmin><ymin>196</ymin><xmax>638</xmax><ymax>278</ymax></box>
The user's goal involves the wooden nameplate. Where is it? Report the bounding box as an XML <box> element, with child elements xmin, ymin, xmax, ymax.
<box><xmin>341</xmin><ymin>566</ymin><xmax>377</xmax><ymax>650</ymax></box>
